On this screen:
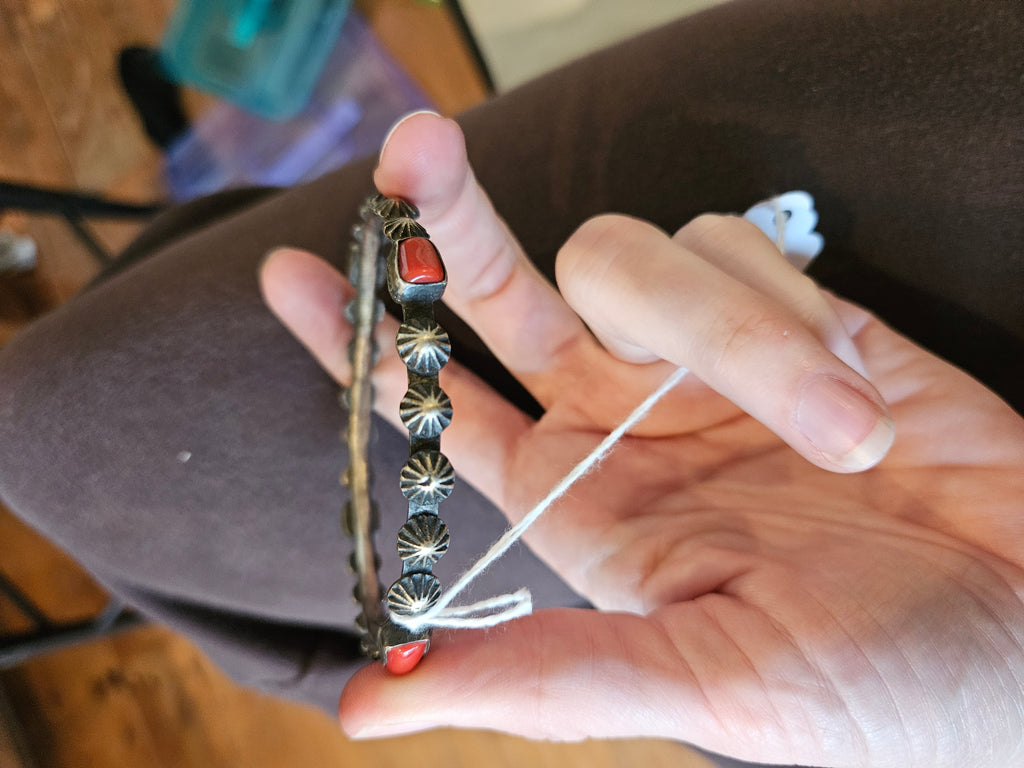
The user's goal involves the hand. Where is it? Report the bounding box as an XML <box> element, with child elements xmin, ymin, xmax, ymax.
<box><xmin>260</xmin><ymin>114</ymin><xmax>1024</xmax><ymax>767</ymax></box>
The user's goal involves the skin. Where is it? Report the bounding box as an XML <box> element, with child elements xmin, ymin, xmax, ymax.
<box><xmin>259</xmin><ymin>114</ymin><xmax>1024</xmax><ymax>768</ymax></box>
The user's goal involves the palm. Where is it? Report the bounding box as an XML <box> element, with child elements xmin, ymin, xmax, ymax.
<box><xmin>501</xmin><ymin>307</ymin><xmax>1024</xmax><ymax>765</ymax></box>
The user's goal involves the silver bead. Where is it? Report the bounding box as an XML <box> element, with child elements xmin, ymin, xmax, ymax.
<box><xmin>399</xmin><ymin>450</ymin><xmax>455</xmax><ymax>504</ymax></box>
<box><xmin>369</xmin><ymin>194</ymin><xmax>420</xmax><ymax>220</ymax></box>
<box><xmin>386</xmin><ymin>573</ymin><xmax>442</xmax><ymax>616</ymax></box>
<box><xmin>399</xmin><ymin>381</ymin><xmax>452</xmax><ymax>438</ymax></box>
<box><xmin>396</xmin><ymin>320</ymin><xmax>451</xmax><ymax>375</ymax></box>
<box><xmin>396</xmin><ymin>514</ymin><xmax>450</xmax><ymax>567</ymax></box>
<box><xmin>383</xmin><ymin>217</ymin><xmax>428</xmax><ymax>242</ymax></box>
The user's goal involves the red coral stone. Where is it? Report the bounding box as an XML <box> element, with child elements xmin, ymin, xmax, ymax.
<box><xmin>385</xmin><ymin>640</ymin><xmax>428</xmax><ymax>675</ymax></box>
<box><xmin>398</xmin><ymin>238</ymin><xmax>444</xmax><ymax>284</ymax></box>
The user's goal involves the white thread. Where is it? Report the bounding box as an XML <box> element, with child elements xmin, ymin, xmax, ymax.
<box><xmin>743</xmin><ymin>190</ymin><xmax>824</xmax><ymax>268</ymax></box>
<box><xmin>772</xmin><ymin>196</ymin><xmax>788</xmax><ymax>254</ymax></box>
<box><xmin>390</xmin><ymin>365</ymin><xmax>690</xmax><ymax>632</ymax></box>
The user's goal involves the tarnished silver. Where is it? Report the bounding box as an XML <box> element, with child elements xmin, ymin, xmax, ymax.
<box><xmin>396</xmin><ymin>514</ymin><xmax>450</xmax><ymax>567</ymax></box>
<box><xmin>386</xmin><ymin>572</ymin><xmax>443</xmax><ymax>616</ymax></box>
<box><xmin>343</xmin><ymin>204</ymin><xmax>386</xmax><ymax>651</ymax></box>
<box><xmin>396</xmin><ymin>321</ymin><xmax>451</xmax><ymax>375</ymax></box>
<box><xmin>400</xmin><ymin>451</ymin><xmax>455</xmax><ymax>504</ymax></box>
<box><xmin>342</xmin><ymin>192</ymin><xmax>454</xmax><ymax>665</ymax></box>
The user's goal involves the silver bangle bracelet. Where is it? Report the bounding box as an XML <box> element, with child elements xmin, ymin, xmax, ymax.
<box><xmin>342</xmin><ymin>192</ymin><xmax>453</xmax><ymax>674</ymax></box>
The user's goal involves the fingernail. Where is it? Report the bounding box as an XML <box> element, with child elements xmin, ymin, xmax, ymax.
<box><xmin>258</xmin><ymin>246</ymin><xmax>289</xmax><ymax>273</ymax></box>
<box><xmin>344</xmin><ymin>720</ymin><xmax>439</xmax><ymax>740</ymax></box>
<box><xmin>379</xmin><ymin>109</ymin><xmax>443</xmax><ymax>162</ymax></box>
<box><xmin>796</xmin><ymin>376</ymin><xmax>894</xmax><ymax>471</ymax></box>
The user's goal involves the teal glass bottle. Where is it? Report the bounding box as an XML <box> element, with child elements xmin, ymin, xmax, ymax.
<box><xmin>161</xmin><ymin>0</ymin><xmax>352</xmax><ymax>120</ymax></box>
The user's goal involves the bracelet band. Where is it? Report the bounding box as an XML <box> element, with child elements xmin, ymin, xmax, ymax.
<box><xmin>342</xmin><ymin>192</ymin><xmax>453</xmax><ymax>674</ymax></box>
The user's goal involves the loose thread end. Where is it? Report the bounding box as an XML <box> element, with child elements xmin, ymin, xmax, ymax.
<box><xmin>389</xmin><ymin>588</ymin><xmax>534</xmax><ymax>631</ymax></box>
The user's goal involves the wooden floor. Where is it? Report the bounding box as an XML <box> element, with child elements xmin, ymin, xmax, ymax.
<box><xmin>0</xmin><ymin>1</ymin><xmax>711</xmax><ymax>766</ymax></box>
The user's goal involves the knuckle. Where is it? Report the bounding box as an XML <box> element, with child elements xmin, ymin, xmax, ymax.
<box><xmin>557</xmin><ymin>214</ymin><xmax>659</xmax><ymax>302</ymax></box>
<box><xmin>569</xmin><ymin>214</ymin><xmax>650</xmax><ymax>263</ymax></box>
<box><xmin>784</xmin><ymin>274</ymin><xmax>847</xmax><ymax>343</ymax></box>
<box><xmin>677</xmin><ymin>212</ymin><xmax>732</xmax><ymax>236</ymax></box>
<box><xmin>675</xmin><ymin>213</ymin><xmax>760</xmax><ymax>252</ymax></box>
<box><xmin>460</xmin><ymin>231</ymin><xmax>519</xmax><ymax>303</ymax></box>
<box><xmin>789</xmin><ymin>276</ymin><xmax>832</xmax><ymax>323</ymax></box>
<box><xmin>708</xmin><ymin>305</ymin><xmax>796</xmax><ymax>375</ymax></box>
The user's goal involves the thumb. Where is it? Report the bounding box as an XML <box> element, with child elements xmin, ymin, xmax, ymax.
<box><xmin>338</xmin><ymin>601</ymin><xmax>853</xmax><ymax>767</ymax></box>
<box><xmin>338</xmin><ymin>608</ymin><xmax>716</xmax><ymax>743</ymax></box>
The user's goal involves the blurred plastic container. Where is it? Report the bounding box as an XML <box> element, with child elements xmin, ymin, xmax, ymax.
<box><xmin>161</xmin><ymin>0</ymin><xmax>352</xmax><ymax>120</ymax></box>
<box><xmin>164</xmin><ymin>13</ymin><xmax>432</xmax><ymax>201</ymax></box>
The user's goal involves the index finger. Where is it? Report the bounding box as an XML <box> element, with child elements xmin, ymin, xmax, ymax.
<box><xmin>374</xmin><ymin>112</ymin><xmax>604</xmax><ymax>406</ymax></box>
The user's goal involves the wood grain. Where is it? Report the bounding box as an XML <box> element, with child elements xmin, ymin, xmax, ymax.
<box><xmin>0</xmin><ymin>678</ymin><xmax>34</xmax><ymax>768</ymax></box>
<box><xmin>0</xmin><ymin>0</ymin><xmax>171</xmax><ymax>321</ymax></box>
<box><xmin>357</xmin><ymin>0</ymin><xmax>489</xmax><ymax>115</ymax></box>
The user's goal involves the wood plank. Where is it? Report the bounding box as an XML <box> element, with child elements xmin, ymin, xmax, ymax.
<box><xmin>357</xmin><ymin>0</ymin><xmax>489</xmax><ymax>115</ymax></box>
<box><xmin>0</xmin><ymin>2</ymin><xmax>76</xmax><ymax>186</ymax></box>
<box><xmin>0</xmin><ymin>682</ymin><xmax>35</xmax><ymax>768</ymax></box>
<box><xmin>0</xmin><ymin>506</ymin><xmax>109</xmax><ymax>632</ymax></box>
<box><xmin>10</xmin><ymin>0</ymin><xmax>172</xmax><ymax>195</ymax></box>
<box><xmin>0</xmin><ymin>0</ymin><xmax>167</xmax><ymax>322</ymax></box>
<box><xmin>0</xmin><ymin>214</ymin><xmax>47</xmax><ymax>344</ymax></box>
